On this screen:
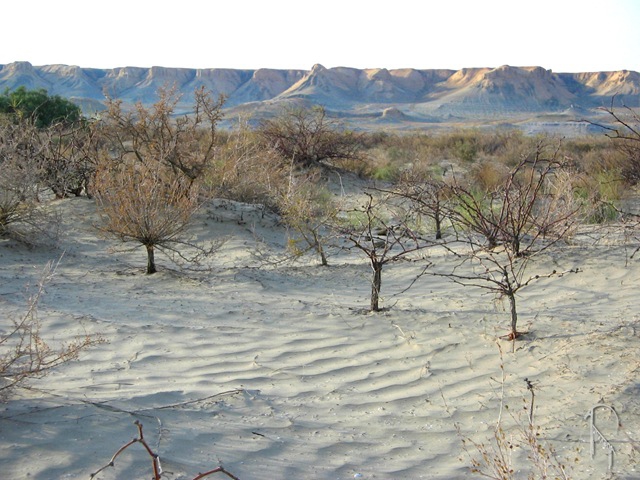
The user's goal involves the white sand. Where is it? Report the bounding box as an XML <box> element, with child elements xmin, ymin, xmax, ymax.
<box><xmin>0</xmin><ymin>196</ymin><xmax>639</xmax><ymax>479</ymax></box>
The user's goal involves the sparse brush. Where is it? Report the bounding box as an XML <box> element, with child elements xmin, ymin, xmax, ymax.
<box><xmin>277</xmin><ymin>169</ymin><xmax>339</xmax><ymax>266</ymax></box>
<box><xmin>211</xmin><ymin>116</ymin><xmax>290</xmax><ymax>209</ymax></box>
<box><xmin>459</xmin><ymin>346</ymin><xmax>571</xmax><ymax>480</ymax></box>
<box><xmin>470</xmin><ymin>160</ymin><xmax>510</xmax><ymax>191</ymax></box>
<box><xmin>92</xmin><ymin>87</ymin><xmax>225</xmax><ymax>274</ymax></box>
<box><xmin>0</xmin><ymin>259</ymin><xmax>102</xmax><ymax>400</ymax></box>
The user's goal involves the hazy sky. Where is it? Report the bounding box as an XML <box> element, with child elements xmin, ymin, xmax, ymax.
<box><xmin>2</xmin><ymin>0</ymin><xmax>639</xmax><ymax>72</ymax></box>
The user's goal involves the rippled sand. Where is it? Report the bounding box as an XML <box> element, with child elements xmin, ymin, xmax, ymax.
<box><xmin>0</xmin><ymin>197</ymin><xmax>638</xmax><ymax>479</ymax></box>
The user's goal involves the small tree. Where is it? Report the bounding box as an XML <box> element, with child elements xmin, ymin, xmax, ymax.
<box><xmin>432</xmin><ymin>143</ymin><xmax>579</xmax><ymax>340</ymax></box>
<box><xmin>340</xmin><ymin>192</ymin><xmax>431</xmax><ymax>312</ymax></box>
<box><xmin>397</xmin><ymin>178</ymin><xmax>452</xmax><ymax>240</ymax></box>
<box><xmin>258</xmin><ymin>105</ymin><xmax>362</xmax><ymax>169</ymax></box>
<box><xmin>93</xmin><ymin>88</ymin><xmax>223</xmax><ymax>274</ymax></box>
<box><xmin>94</xmin><ymin>161</ymin><xmax>206</xmax><ymax>274</ymax></box>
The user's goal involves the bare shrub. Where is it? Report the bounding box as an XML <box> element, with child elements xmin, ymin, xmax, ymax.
<box><xmin>593</xmin><ymin>101</ymin><xmax>640</xmax><ymax>184</ymax></box>
<box><xmin>211</xmin><ymin>116</ymin><xmax>289</xmax><ymax>209</ymax></box>
<box><xmin>339</xmin><ymin>191</ymin><xmax>432</xmax><ymax>312</ymax></box>
<box><xmin>97</xmin><ymin>86</ymin><xmax>224</xmax><ymax>184</ymax></box>
<box><xmin>0</xmin><ymin>260</ymin><xmax>100</xmax><ymax>399</ymax></box>
<box><xmin>277</xmin><ymin>169</ymin><xmax>339</xmax><ymax>266</ymax></box>
<box><xmin>429</xmin><ymin>141</ymin><xmax>580</xmax><ymax>340</ymax></box>
<box><xmin>39</xmin><ymin>120</ymin><xmax>98</xmax><ymax>198</ymax></box>
<box><xmin>93</xmin><ymin>160</ymin><xmax>214</xmax><ymax>274</ymax></box>
<box><xmin>0</xmin><ymin>118</ymin><xmax>60</xmax><ymax>244</ymax></box>
<box><xmin>258</xmin><ymin>105</ymin><xmax>362</xmax><ymax>170</ymax></box>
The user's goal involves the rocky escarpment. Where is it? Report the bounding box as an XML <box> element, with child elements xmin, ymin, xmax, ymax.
<box><xmin>0</xmin><ymin>61</ymin><xmax>638</xmax><ymax>127</ymax></box>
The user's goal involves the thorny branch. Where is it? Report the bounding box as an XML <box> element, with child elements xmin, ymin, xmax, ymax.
<box><xmin>90</xmin><ymin>421</ymin><xmax>240</xmax><ymax>480</ymax></box>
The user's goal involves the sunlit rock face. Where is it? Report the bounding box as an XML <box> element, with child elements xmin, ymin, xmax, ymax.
<box><xmin>1</xmin><ymin>61</ymin><xmax>638</xmax><ymax>129</ymax></box>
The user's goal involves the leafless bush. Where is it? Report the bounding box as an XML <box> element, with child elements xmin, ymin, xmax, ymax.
<box><xmin>593</xmin><ymin>101</ymin><xmax>640</xmax><ymax>185</ymax></box>
<box><xmin>0</xmin><ymin>260</ymin><xmax>101</xmax><ymax>399</ymax></box>
<box><xmin>0</xmin><ymin>118</ymin><xmax>60</xmax><ymax>244</ymax></box>
<box><xmin>97</xmin><ymin>86</ymin><xmax>224</xmax><ymax>183</ymax></box>
<box><xmin>93</xmin><ymin>160</ymin><xmax>216</xmax><ymax>274</ymax></box>
<box><xmin>258</xmin><ymin>105</ymin><xmax>362</xmax><ymax>169</ymax></box>
<box><xmin>426</xmin><ymin>142</ymin><xmax>580</xmax><ymax>340</ymax></box>
<box><xmin>339</xmin><ymin>191</ymin><xmax>432</xmax><ymax>312</ymax></box>
<box><xmin>277</xmin><ymin>168</ymin><xmax>339</xmax><ymax>266</ymax></box>
<box><xmin>39</xmin><ymin>120</ymin><xmax>98</xmax><ymax>198</ymax></box>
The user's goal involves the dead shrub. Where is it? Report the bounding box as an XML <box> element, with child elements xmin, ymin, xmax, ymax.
<box><xmin>93</xmin><ymin>160</ymin><xmax>213</xmax><ymax>274</ymax></box>
<box><xmin>0</xmin><ymin>260</ymin><xmax>101</xmax><ymax>400</ymax></box>
<box><xmin>470</xmin><ymin>160</ymin><xmax>510</xmax><ymax>191</ymax></box>
<box><xmin>0</xmin><ymin>118</ymin><xmax>60</xmax><ymax>244</ymax></box>
<box><xmin>211</xmin><ymin>117</ymin><xmax>289</xmax><ymax>209</ymax></box>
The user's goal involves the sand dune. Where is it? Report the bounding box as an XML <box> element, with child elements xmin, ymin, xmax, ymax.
<box><xmin>0</xmin><ymin>196</ymin><xmax>639</xmax><ymax>479</ymax></box>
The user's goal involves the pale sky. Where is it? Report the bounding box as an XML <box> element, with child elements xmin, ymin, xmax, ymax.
<box><xmin>2</xmin><ymin>0</ymin><xmax>639</xmax><ymax>72</ymax></box>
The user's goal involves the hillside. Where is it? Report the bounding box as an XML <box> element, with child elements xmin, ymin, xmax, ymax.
<box><xmin>1</xmin><ymin>61</ymin><xmax>638</xmax><ymax>131</ymax></box>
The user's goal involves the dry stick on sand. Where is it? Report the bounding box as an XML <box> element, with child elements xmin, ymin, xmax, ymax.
<box><xmin>456</xmin><ymin>343</ymin><xmax>570</xmax><ymax>479</ymax></box>
<box><xmin>89</xmin><ymin>420</ymin><xmax>240</xmax><ymax>480</ymax></box>
<box><xmin>524</xmin><ymin>377</ymin><xmax>536</xmax><ymax>425</ymax></box>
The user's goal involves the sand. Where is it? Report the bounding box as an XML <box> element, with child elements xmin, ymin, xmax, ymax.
<box><xmin>0</xmin><ymin>195</ymin><xmax>639</xmax><ymax>480</ymax></box>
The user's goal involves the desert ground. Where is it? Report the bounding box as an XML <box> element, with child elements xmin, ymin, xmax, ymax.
<box><xmin>1</xmin><ymin>190</ymin><xmax>639</xmax><ymax>480</ymax></box>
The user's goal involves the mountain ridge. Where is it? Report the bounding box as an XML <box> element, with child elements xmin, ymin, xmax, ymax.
<box><xmin>1</xmin><ymin>61</ymin><xmax>638</xmax><ymax>130</ymax></box>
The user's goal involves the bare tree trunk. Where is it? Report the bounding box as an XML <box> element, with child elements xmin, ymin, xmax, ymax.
<box><xmin>318</xmin><ymin>245</ymin><xmax>328</xmax><ymax>266</ymax></box>
<box><xmin>508</xmin><ymin>290</ymin><xmax>518</xmax><ymax>339</ymax></box>
<box><xmin>512</xmin><ymin>236</ymin><xmax>521</xmax><ymax>257</ymax></box>
<box><xmin>435</xmin><ymin>211</ymin><xmax>443</xmax><ymax>240</ymax></box>
<box><xmin>146</xmin><ymin>244</ymin><xmax>157</xmax><ymax>274</ymax></box>
<box><xmin>312</xmin><ymin>231</ymin><xmax>328</xmax><ymax>266</ymax></box>
<box><xmin>371</xmin><ymin>261</ymin><xmax>382</xmax><ymax>312</ymax></box>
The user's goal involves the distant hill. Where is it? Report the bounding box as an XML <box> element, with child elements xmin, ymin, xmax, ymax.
<box><xmin>1</xmin><ymin>61</ymin><xmax>638</xmax><ymax>132</ymax></box>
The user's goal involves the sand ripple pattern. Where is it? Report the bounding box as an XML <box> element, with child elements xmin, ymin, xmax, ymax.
<box><xmin>0</xmin><ymin>198</ymin><xmax>639</xmax><ymax>479</ymax></box>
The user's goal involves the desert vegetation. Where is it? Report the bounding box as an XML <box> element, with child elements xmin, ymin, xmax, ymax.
<box><xmin>0</xmin><ymin>260</ymin><xmax>100</xmax><ymax>400</ymax></box>
<box><xmin>92</xmin><ymin>88</ymin><xmax>224</xmax><ymax>274</ymax></box>
<box><xmin>1</xmin><ymin>90</ymin><xmax>639</xmax><ymax>478</ymax></box>
<box><xmin>420</xmin><ymin>141</ymin><xmax>580</xmax><ymax>340</ymax></box>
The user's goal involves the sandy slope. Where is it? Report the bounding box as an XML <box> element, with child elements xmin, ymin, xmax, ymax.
<box><xmin>0</xmin><ymin>197</ymin><xmax>639</xmax><ymax>480</ymax></box>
